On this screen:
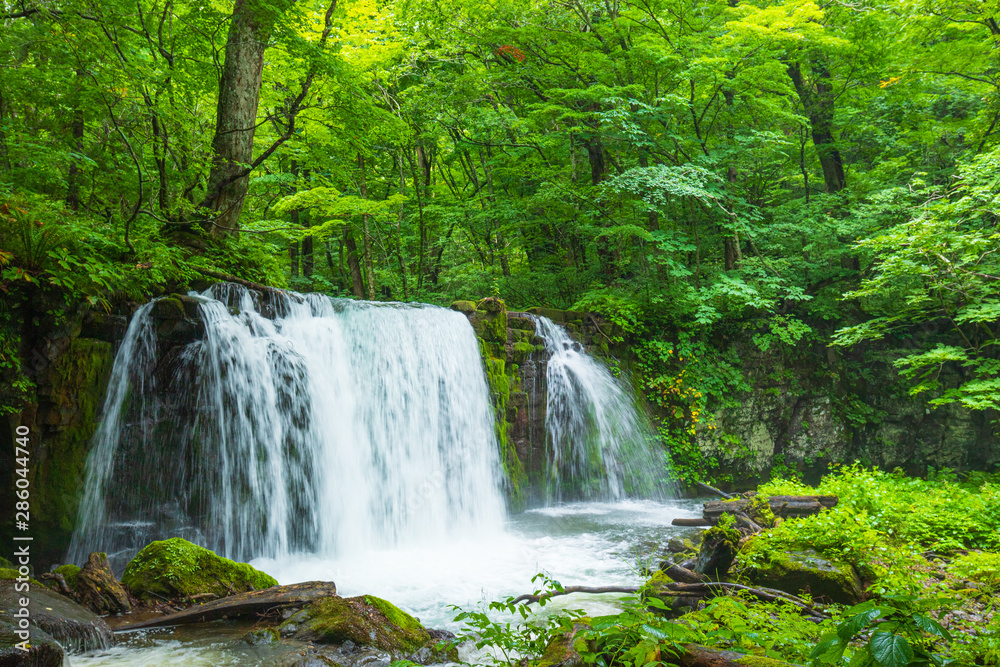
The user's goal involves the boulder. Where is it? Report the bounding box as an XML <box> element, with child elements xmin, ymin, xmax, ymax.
<box><xmin>76</xmin><ymin>552</ymin><xmax>131</xmax><ymax>615</ymax></box>
<box><xmin>448</xmin><ymin>300</ymin><xmax>478</xmax><ymax>314</ymax></box>
<box><xmin>0</xmin><ymin>580</ymin><xmax>113</xmax><ymax>653</ymax></box>
<box><xmin>121</xmin><ymin>537</ymin><xmax>277</xmax><ymax>603</ymax></box>
<box><xmin>743</xmin><ymin>550</ymin><xmax>863</xmax><ymax>604</ymax></box>
<box><xmin>0</xmin><ymin>618</ymin><xmax>63</xmax><ymax>667</ymax></box>
<box><xmin>280</xmin><ymin>595</ymin><xmax>456</xmax><ymax>663</ymax></box>
<box><xmin>52</xmin><ymin>564</ymin><xmax>81</xmax><ymax>590</ymax></box>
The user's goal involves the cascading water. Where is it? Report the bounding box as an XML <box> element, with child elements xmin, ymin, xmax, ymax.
<box><xmin>69</xmin><ymin>285</ymin><xmax>506</xmax><ymax>567</ymax></box>
<box><xmin>532</xmin><ymin>316</ymin><xmax>670</xmax><ymax>503</ymax></box>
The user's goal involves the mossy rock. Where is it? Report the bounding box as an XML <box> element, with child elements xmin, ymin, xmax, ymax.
<box><xmin>0</xmin><ymin>569</ymin><xmax>42</xmax><ymax>586</ymax></box>
<box><xmin>0</xmin><ymin>558</ymin><xmax>12</xmax><ymax>569</ymax></box>
<box><xmin>449</xmin><ymin>300</ymin><xmax>478</xmax><ymax>314</ymax></box>
<box><xmin>52</xmin><ymin>564</ymin><xmax>81</xmax><ymax>590</ymax></box>
<box><xmin>121</xmin><ymin>538</ymin><xmax>278</xmax><ymax>603</ymax></box>
<box><xmin>280</xmin><ymin>595</ymin><xmax>456</xmax><ymax>662</ymax></box>
<box><xmin>526</xmin><ymin>307</ymin><xmax>566</xmax><ymax>322</ymax></box>
<box><xmin>243</xmin><ymin>627</ymin><xmax>281</xmax><ymax>645</ymax></box>
<box><xmin>744</xmin><ymin>549</ymin><xmax>863</xmax><ymax>604</ymax></box>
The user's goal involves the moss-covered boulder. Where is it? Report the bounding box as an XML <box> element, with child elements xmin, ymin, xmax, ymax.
<box><xmin>52</xmin><ymin>564</ymin><xmax>81</xmax><ymax>590</ymax></box>
<box><xmin>743</xmin><ymin>550</ymin><xmax>863</xmax><ymax>604</ymax></box>
<box><xmin>448</xmin><ymin>300</ymin><xmax>478</xmax><ymax>314</ymax></box>
<box><xmin>280</xmin><ymin>595</ymin><xmax>456</xmax><ymax>663</ymax></box>
<box><xmin>121</xmin><ymin>538</ymin><xmax>277</xmax><ymax>603</ymax></box>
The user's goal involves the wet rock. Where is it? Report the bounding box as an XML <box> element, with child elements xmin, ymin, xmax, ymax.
<box><xmin>76</xmin><ymin>552</ymin><xmax>131</xmax><ymax>615</ymax></box>
<box><xmin>448</xmin><ymin>300</ymin><xmax>477</xmax><ymax>314</ymax></box>
<box><xmin>121</xmin><ymin>537</ymin><xmax>278</xmax><ymax>603</ymax></box>
<box><xmin>0</xmin><ymin>618</ymin><xmax>63</xmax><ymax>667</ymax></box>
<box><xmin>0</xmin><ymin>580</ymin><xmax>113</xmax><ymax>653</ymax></box>
<box><xmin>744</xmin><ymin>550</ymin><xmax>863</xmax><ymax>604</ymax></box>
<box><xmin>244</xmin><ymin>627</ymin><xmax>281</xmax><ymax>645</ymax></box>
<box><xmin>280</xmin><ymin>595</ymin><xmax>456</xmax><ymax>664</ymax></box>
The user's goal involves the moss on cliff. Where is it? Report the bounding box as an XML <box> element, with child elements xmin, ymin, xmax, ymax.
<box><xmin>32</xmin><ymin>337</ymin><xmax>113</xmax><ymax>563</ymax></box>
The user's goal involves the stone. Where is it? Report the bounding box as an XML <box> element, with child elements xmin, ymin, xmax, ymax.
<box><xmin>244</xmin><ymin>627</ymin><xmax>281</xmax><ymax>645</ymax></box>
<box><xmin>0</xmin><ymin>580</ymin><xmax>113</xmax><ymax>653</ymax></box>
<box><xmin>0</xmin><ymin>618</ymin><xmax>63</xmax><ymax>667</ymax></box>
<box><xmin>448</xmin><ymin>300</ymin><xmax>477</xmax><ymax>314</ymax></box>
<box><xmin>279</xmin><ymin>595</ymin><xmax>456</xmax><ymax>663</ymax></box>
<box><xmin>76</xmin><ymin>552</ymin><xmax>131</xmax><ymax>615</ymax></box>
<box><xmin>743</xmin><ymin>550</ymin><xmax>863</xmax><ymax>604</ymax></box>
<box><xmin>121</xmin><ymin>537</ymin><xmax>278</xmax><ymax>603</ymax></box>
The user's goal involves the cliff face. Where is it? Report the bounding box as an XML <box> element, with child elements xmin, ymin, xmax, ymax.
<box><xmin>6</xmin><ymin>291</ymin><xmax>996</xmax><ymax>568</ymax></box>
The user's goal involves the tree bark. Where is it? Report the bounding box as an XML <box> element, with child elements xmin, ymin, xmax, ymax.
<box><xmin>200</xmin><ymin>0</ymin><xmax>289</xmax><ymax>236</ymax></box>
<box><xmin>787</xmin><ymin>59</ymin><xmax>846</xmax><ymax>193</ymax></box>
<box><xmin>358</xmin><ymin>153</ymin><xmax>376</xmax><ymax>299</ymax></box>
<box><xmin>343</xmin><ymin>227</ymin><xmax>366</xmax><ymax>298</ymax></box>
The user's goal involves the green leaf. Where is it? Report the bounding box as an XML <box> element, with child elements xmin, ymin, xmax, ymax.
<box><xmin>869</xmin><ymin>632</ymin><xmax>914</xmax><ymax>667</ymax></box>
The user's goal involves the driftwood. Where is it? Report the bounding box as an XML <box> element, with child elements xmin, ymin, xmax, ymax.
<box><xmin>672</xmin><ymin>518</ymin><xmax>715</xmax><ymax>527</ymax></box>
<box><xmin>660</xmin><ymin>563</ymin><xmax>707</xmax><ymax>584</ymax></box>
<box><xmin>76</xmin><ymin>552</ymin><xmax>131</xmax><ymax>615</ymax></box>
<box><xmin>696</xmin><ymin>482</ymin><xmax>734</xmax><ymax>499</ymax></box>
<box><xmin>116</xmin><ymin>581</ymin><xmax>338</xmax><ymax>631</ymax></box>
<box><xmin>39</xmin><ymin>572</ymin><xmax>73</xmax><ymax>597</ymax></box>
<box><xmin>510</xmin><ymin>580</ymin><xmax>828</xmax><ymax>620</ymax></box>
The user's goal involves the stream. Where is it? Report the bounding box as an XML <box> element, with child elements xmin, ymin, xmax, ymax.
<box><xmin>71</xmin><ymin>499</ymin><xmax>704</xmax><ymax>666</ymax></box>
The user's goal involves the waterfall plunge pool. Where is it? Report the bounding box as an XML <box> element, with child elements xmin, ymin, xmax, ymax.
<box><xmin>71</xmin><ymin>498</ymin><xmax>704</xmax><ymax>666</ymax></box>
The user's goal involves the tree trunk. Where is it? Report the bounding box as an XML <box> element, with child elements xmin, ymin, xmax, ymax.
<box><xmin>358</xmin><ymin>153</ymin><xmax>376</xmax><ymax>299</ymax></box>
<box><xmin>200</xmin><ymin>0</ymin><xmax>287</xmax><ymax>236</ymax></box>
<box><xmin>787</xmin><ymin>59</ymin><xmax>846</xmax><ymax>193</ymax></box>
<box><xmin>342</xmin><ymin>227</ymin><xmax>366</xmax><ymax>298</ymax></box>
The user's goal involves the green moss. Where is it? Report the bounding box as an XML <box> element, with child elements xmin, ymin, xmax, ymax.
<box><xmin>746</xmin><ymin>496</ymin><xmax>776</xmax><ymax>528</ymax></box>
<box><xmin>280</xmin><ymin>595</ymin><xmax>454</xmax><ymax>659</ymax></box>
<box><xmin>53</xmin><ymin>564</ymin><xmax>81</xmax><ymax>590</ymax></box>
<box><xmin>243</xmin><ymin>627</ymin><xmax>281</xmax><ymax>645</ymax></box>
<box><xmin>0</xmin><ymin>557</ymin><xmax>12</xmax><ymax>569</ymax></box>
<box><xmin>362</xmin><ymin>595</ymin><xmax>424</xmax><ymax>633</ymax></box>
<box><xmin>0</xmin><ymin>568</ymin><xmax>43</xmax><ymax>586</ymax></box>
<box><xmin>32</xmin><ymin>337</ymin><xmax>113</xmax><ymax>562</ymax></box>
<box><xmin>479</xmin><ymin>338</ymin><xmax>527</xmax><ymax>510</ymax></box>
<box><xmin>121</xmin><ymin>538</ymin><xmax>277</xmax><ymax>602</ymax></box>
<box><xmin>743</xmin><ymin>549</ymin><xmax>863</xmax><ymax>604</ymax></box>
<box><xmin>449</xmin><ymin>300</ymin><xmax>478</xmax><ymax>314</ymax></box>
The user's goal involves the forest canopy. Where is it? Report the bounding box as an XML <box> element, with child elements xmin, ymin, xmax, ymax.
<box><xmin>1</xmin><ymin>0</ymin><xmax>998</xmax><ymax>447</ymax></box>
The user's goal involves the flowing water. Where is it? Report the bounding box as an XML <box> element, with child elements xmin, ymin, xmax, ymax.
<box><xmin>532</xmin><ymin>316</ymin><xmax>671</xmax><ymax>502</ymax></box>
<box><xmin>70</xmin><ymin>285</ymin><xmax>505</xmax><ymax>566</ymax></box>
<box><xmin>67</xmin><ymin>286</ymin><xmax>687</xmax><ymax>665</ymax></box>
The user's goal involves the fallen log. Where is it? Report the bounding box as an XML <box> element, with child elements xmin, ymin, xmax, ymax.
<box><xmin>702</xmin><ymin>496</ymin><xmax>837</xmax><ymax>522</ymax></box>
<box><xmin>676</xmin><ymin>644</ymin><xmax>801</xmax><ymax>667</ymax></box>
<box><xmin>660</xmin><ymin>563</ymin><xmax>707</xmax><ymax>584</ymax></box>
<box><xmin>672</xmin><ymin>518</ymin><xmax>716</xmax><ymax>527</ymax></box>
<box><xmin>115</xmin><ymin>581</ymin><xmax>337</xmax><ymax>631</ymax></box>
<box><xmin>696</xmin><ymin>482</ymin><xmax>735</xmax><ymax>499</ymax></box>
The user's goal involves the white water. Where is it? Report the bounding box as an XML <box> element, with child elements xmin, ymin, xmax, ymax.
<box><xmin>70</xmin><ymin>285</ymin><xmax>506</xmax><ymax>566</ymax></box>
<box><xmin>72</xmin><ymin>499</ymin><xmax>704</xmax><ymax>666</ymax></box>
<box><xmin>533</xmin><ymin>316</ymin><xmax>670</xmax><ymax>502</ymax></box>
<box><xmin>67</xmin><ymin>288</ymin><xmax>685</xmax><ymax>665</ymax></box>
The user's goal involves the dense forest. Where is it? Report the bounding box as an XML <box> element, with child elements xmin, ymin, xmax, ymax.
<box><xmin>2</xmin><ymin>0</ymin><xmax>998</xmax><ymax>482</ymax></box>
<box><xmin>1</xmin><ymin>1</ymin><xmax>1000</xmax><ymax>666</ymax></box>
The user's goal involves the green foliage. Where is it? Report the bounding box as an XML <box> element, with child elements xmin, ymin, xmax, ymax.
<box><xmin>811</xmin><ymin>597</ymin><xmax>954</xmax><ymax>667</ymax></box>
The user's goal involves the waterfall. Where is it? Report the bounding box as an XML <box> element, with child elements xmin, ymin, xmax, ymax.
<box><xmin>69</xmin><ymin>285</ymin><xmax>506</xmax><ymax>567</ymax></box>
<box><xmin>532</xmin><ymin>316</ymin><xmax>670</xmax><ymax>502</ymax></box>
